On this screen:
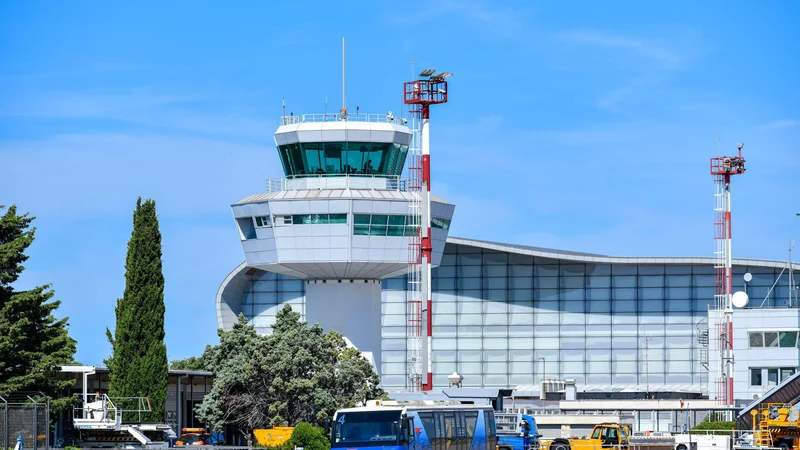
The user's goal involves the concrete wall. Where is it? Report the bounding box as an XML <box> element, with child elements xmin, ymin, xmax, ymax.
<box><xmin>305</xmin><ymin>280</ymin><xmax>383</xmax><ymax>373</ymax></box>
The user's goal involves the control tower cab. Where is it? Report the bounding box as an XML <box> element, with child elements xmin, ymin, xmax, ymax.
<box><xmin>219</xmin><ymin>112</ymin><xmax>455</xmax><ymax>373</ymax></box>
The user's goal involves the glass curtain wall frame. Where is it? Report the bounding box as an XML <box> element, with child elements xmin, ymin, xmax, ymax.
<box><xmin>380</xmin><ymin>243</ymin><xmax>794</xmax><ymax>390</ymax></box>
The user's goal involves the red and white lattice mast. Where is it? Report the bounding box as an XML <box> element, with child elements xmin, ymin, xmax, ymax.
<box><xmin>710</xmin><ymin>143</ymin><xmax>745</xmax><ymax>407</ymax></box>
<box><xmin>404</xmin><ymin>69</ymin><xmax>451</xmax><ymax>391</ymax></box>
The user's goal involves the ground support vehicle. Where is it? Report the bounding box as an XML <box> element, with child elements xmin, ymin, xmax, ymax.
<box><xmin>254</xmin><ymin>427</ymin><xmax>294</xmax><ymax>447</ymax></box>
<box><xmin>176</xmin><ymin>428</ymin><xmax>223</xmax><ymax>446</ymax></box>
<box><xmin>748</xmin><ymin>403</ymin><xmax>800</xmax><ymax>450</ymax></box>
<box><xmin>330</xmin><ymin>400</ymin><xmax>498</xmax><ymax>450</ymax></box>
<box><xmin>71</xmin><ymin>394</ymin><xmax>176</xmax><ymax>448</ymax></box>
<box><xmin>496</xmin><ymin>413</ymin><xmax>540</xmax><ymax>450</ymax></box>
<box><xmin>542</xmin><ymin>423</ymin><xmax>629</xmax><ymax>450</ymax></box>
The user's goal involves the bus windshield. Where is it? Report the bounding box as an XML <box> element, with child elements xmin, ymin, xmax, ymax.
<box><xmin>332</xmin><ymin>410</ymin><xmax>402</xmax><ymax>448</ymax></box>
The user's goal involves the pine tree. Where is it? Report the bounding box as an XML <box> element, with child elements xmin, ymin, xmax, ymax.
<box><xmin>0</xmin><ymin>205</ymin><xmax>77</xmax><ymax>412</ymax></box>
<box><xmin>105</xmin><ymin>198</ymin><xmax>168</xmax><ymax>422</ymax></box>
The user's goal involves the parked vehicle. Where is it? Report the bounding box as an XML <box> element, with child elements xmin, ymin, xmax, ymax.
<box><xmin>254</xmin><ymin>427</ymin><xmax>294</xmax><ymax>447</ymax></box>
<box><xmin>330</xmin><ymin>400</ymin><xmax>497</xmax><ymax>450</ymax></box>
<box><xmin>176</xmin><ymin>428</ymin><xmax>220</xmax><ymax>446</ymax></box>
<box><xmin>544</xmin><ymin>423</ymin><xmax>630</xmax><ymax>450</ymax></box>
<box><xmin>496</xmin><ymin>413</ymin><xmax>540</xmax><ymax>450</ymax></box>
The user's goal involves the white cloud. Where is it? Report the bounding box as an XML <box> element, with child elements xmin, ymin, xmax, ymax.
<box><xmin>758</xmin><ymin>119</ymin><xmax>800</xmax><ymax>130</ymax></box>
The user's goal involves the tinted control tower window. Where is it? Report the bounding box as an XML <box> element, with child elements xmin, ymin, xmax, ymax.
<box><xmin>278</xmin><ymin>142</ymin><xmax>408</xmax><ymax>176</ymax></box>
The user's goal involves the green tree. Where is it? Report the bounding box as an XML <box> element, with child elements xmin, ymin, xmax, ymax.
<box><xmin>197</xmin><ymin>306</ymin><xmax>384</xmax><ymax>441</ymax></box>
<box><xmin>0</xmin><ymin>205</ymin><xmax>77</xmax><ymax>412</ymax></box>
<box><xmin>105</xmin><ymin>198</ymin><xmax>168</xmax><ymax>422</ymax></box>
<box><xmin>288</xmin><ymin>423</ymin><xmax>330</xmax><ymax>450</ymax></box>
<box><xmin>170</xmin><ymin>355</ymin><xmax>208</xmax><ymax>371</ymax></box>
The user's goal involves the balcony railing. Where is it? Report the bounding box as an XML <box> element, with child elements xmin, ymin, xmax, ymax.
<box><xmin>280</xmin><ymin>112</ymin><xmax>409</xmax><ymax>126</ymax></box>
<box><xmin>266</xmin><ymin>174</ymin><xmax>408</xmax><ymax>193</ymax></box>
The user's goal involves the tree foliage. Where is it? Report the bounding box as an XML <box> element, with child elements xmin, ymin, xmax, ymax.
<box><xmin>105</xmin><ymin>198</ymin><xmax>168</xmax><ymax>422</ymax></box>
<box><xmin>197</xmin><ymin>305</ymin><xmax>384</xmax><ymax>440</ymax></box>
<box><xmin>170</xmin><ymin>355</ymin><xmax>208</xmax><ymax>371</ymax></box>
<box><xmin>288</xmin><ymin>423</ymin><xmax>330</xmax><ymax>450</ymax></box>
<box><xmin>0</xmin><ymin>205</ymin><xmax>77</xmax><ymax>412</ymax></box>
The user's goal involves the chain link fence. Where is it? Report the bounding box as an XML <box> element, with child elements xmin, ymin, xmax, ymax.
<box><xmin>0</xmin><ymin>394</ymin><xmax>50</xmax><ymax>450</ymax></box>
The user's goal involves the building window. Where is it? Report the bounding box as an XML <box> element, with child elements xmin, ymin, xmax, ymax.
<box><xmin>781</xmin><ymin>368</ymin><xmax>796</xmax><ymax>381</ymax></box>
<box><xmin>290</xmin><ymin>214</ymin><xmax>348</xmax><ymax>225</ymax></box>
<box><xmin>254</xmin><ymin>216</ymin><xmax>271</xmax><ymax>227</ymax></box>
<box><xmin>274</xmin><ymin>215</ymin><xmax>293</xmax><ymax>226</ymax></box>
<box><xmin>751</xmin><ymin>368</ymin><xmax>762</xmax><ymax>386</ymax></box>
<box><xmin>352</xmin><ymin>214</ymin><xmax>424</xmax><ymax>237</ymax></box>
<box><xmin>431</xmin><ymin>217</ymin><xmax>452</xmax><ymax>230</ymax></box>
<box><xmin>768</xmin><ymin>368</ymin><xmax>779</xmax><ymax>385</ymax></box>
<box><xmin>749</xmin><ymin>332</ymin><xmax>764</xmax><ymax>347</ymax></box>
<box><xmin>749</xmin><ymin>330</ymin><xmax>799</xmax><ymax>348</ymax></box>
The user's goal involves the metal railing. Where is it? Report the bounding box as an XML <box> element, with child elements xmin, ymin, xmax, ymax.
<box><xmin>280</xmin><ymin>112</ymin><xmax>409</xmax><ymax>125</ymax></box>
<box><xmin>266</xmin><ymin>174</ymin><xmax>407</xmax><ymax>193</ymax></box>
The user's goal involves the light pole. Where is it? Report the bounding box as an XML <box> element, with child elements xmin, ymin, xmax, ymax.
<box><xmin>539</xmin><ymin>357</ymin><xmax>546</xmax><ymax>402</ymax></box>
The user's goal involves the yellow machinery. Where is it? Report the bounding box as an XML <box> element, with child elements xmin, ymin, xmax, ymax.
<box><xmin>751</xmin><ymin>403</ymin><xmax>800</xmax><ymax>450</ymax></box>
<box><xmin>254</xmin><ymin>427</ymin><xmax>294</xmax><ymax>447</ymax></box>
<box><xmin>543</xmin><ymin>423</ymin><xmax>630</xmax><ymax>450</ymax></box>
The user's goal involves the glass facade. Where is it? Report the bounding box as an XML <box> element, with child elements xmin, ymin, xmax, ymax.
<box><xmin>278</xmin><ymin>142</ymin><xmax>409</xmax><ymax>177</ymax></box>
<box><xmin>237</xmin><ymin>242</ymin><xmax>796</xmax><ymax>390</ymax></box>
<box><xmin>240</xmin><ymin>271</ymin><xmax>305</xmax><ymax>334</ymax></box>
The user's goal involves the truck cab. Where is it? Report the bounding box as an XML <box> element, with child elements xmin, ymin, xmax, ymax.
<box><xmin>496</xmin><ymin>413</ymin><xmax>540</xmax><ymax>450</ymax></box>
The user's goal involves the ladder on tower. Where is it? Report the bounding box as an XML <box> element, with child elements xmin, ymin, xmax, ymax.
<box><xmin>406</xmin><ymin>105</ymin><xmax>424</xmax><ymax>392</ymax></box>
<box><xmin>712</xmin><ymin>175</ymin><xmax>728</xmax><ymax>405</ymax></box>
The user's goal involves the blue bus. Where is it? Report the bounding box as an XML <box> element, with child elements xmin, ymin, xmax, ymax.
<box><xmin>331</xmin><ymin>402</ymin><xmax>498</xmax><ymax>450</ymax></box>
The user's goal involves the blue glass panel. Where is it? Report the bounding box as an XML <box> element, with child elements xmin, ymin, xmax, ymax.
<box><xmin>665</xmin><ymin>265</ymin><xmax>692</xmax><ymax>274</ymax></box>
<box><xmin>613</xmin><ymin>265</ymin><xmax>637</xmax><ymax>275</ymax></box>
<box><xmin>458</xmin><ymin>253</ymin><xmax>482</xmax><ymax>266</ymax></box>
<box><xmin>537</xmin><ymin>277</ymin><xmax>558</xmax><ymax>288</ymax></box>
<box><xmin>666</xmin><ymin>275</ymin><xmax>692</xmax><ymax>286</ymax></box>
<box><xmin>613</xmin><ymin>288</ymin><xmax>637</xmax><ymax>300</ymax></box>
<box><xmin>614</xmin><ymin>276</ymin><xmax>636</xmax><ymax>287</ymax></box>
<box><xmin>587</xmin><ymin>264</ymin><xmax>612</xmax><ymax>275</ymax></box>
<box><xmin>638</xmin><ymin>265</ymin><xmax>665</xmax><ymax>275</ymax></box>
<box><xmin>509</xmin><ymin>289</ymin><xmax>533</xmax><ymax>301</ymax></box>
<box><xmin>484</xmin><ymin>278</ymin><xmax>507</xmax><ymax>289</ymax></box>
<box><xmin>667</xmin><ymin>286</ymin><xmax>692</xmax><ymax>299</ymax></box>
<box><xmin>561</xmin><ymin>289</ymin><xmax>584</xmax><ymax>301</ymax></box>
<box><xmin>510</xmin><ymin>277</ymin><xmax>533</xmax><ymax>289</ymax></box>
<box><xmin>561</xmin><ymin>277</ymin><xmax>585</xmax><ymax>289</ymax></box>
<box><xmin>587</xmin><ymin>300</ymin><xmax>611</xmax><ymax>314</ymax></box>
<box><xmin>561</xmin><ymin>264</ymin><xmax>585</xmax><ymax>277</ymax></box>
<box><xmin>457</xmin><ymin>265</ymin><xmax>481</xmax><ymax>277</ymax></box>
<box><xmin>534</xmin><ymin>265</ymin><xmax>559</xmax><ymax>276</ymax></box>
<box><xmin>639</xmin><ymin>299</ymin><xmax>664</xmax><ymax>312</ymax></box>
<box><xmin>639</xmin><ymin>276</ymin><xmax>664</xmax><ymax>287</ymax></box>
<box><xmin>587</xmin><ymin>276</ymin><xmax>611</xmax><ymax>288</ymax></box>
<box><xmin>457</xmin><ymin>277</ymin><xmax>481</xmax><ymax>290</ymax></box>
<box><xmin>535</xmin><ymin>289</ymin><xmax>559</xmax><ymax>301</ymax></box>
<box><xmin>693</xmin><ymin>275</ymin><xmax>716</xmax><ymax>287</ymax></box>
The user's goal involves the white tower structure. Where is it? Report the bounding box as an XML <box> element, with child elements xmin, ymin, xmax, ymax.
<box><xmin>709</xmin><ymin>143</ymin><xmax>746</xmax><ymax>407</ymax></box>
<box><xmin>221</xmin><ymin>109</ymin><xmax>454</xmax><ymax>384</ymax></box>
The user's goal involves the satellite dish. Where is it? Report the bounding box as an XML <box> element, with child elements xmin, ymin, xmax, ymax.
<box><xmin>744</xmin><ymin>272</ymin><xmax>753</xmax><ymax>282</ymax></box>
<box><xmin>732</xmin><ymin>291</ymin><xmax>749</xmax><ymax>308</ymax></box>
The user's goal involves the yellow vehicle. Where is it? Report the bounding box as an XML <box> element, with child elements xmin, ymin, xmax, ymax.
<box><xmin>254</xmin><ymin>427</ymin><xmax>294</xmax><ymax>447</ymax></box>
<box><xmin>544</xmin><ymin>423</ymin><xmax>630</xmax><ymax>450</ymax></box>
<box><xmin>751</xmin><ymin>403</ymin><xmax>800</xmax><ymax>450</ymax></box>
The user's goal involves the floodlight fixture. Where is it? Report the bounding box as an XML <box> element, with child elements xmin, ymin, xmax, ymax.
<box><xmin>737</xmin><ymin>143</ymin><xmax>744</xmax><ymax>150</ymax></box>
<box><xmin>419</xmin><ymin>68</ymin><xmax>436</xmax><ymax>77</ymax></box>
<box><xmin>432</xmin><ymin>72</ymin><xmax>453</xmax><ymax>80</ymax></box>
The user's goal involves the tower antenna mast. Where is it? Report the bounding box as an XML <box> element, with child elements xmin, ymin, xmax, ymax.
<box><xmin>710</xmin><ymin>142</ymin><xmax>746</xmax><ymax>409</ymax></box>
<box><xmin>404</xmin><ymin>68</ymin><xmax>452</xmax><ymax>391</ymax></box>
<box><xmin>341</xmin><ymin>37</ymin><xmax>347</xmax><ymax>119</ymax></box>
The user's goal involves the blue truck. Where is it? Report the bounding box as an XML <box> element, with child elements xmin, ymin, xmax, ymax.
<box><xmin>496</xmin><ymin>413</ymin><xmax>540</xmax><ymax>450</ymax></box>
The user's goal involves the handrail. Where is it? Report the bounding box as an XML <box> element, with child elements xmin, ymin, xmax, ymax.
<box><xmin>266</xmin><ymin>174</ymin><xmax>408</xmax><ymax>193</ymax></box>
<box><xmin>280</xmin><ymin>112</ymin><xmax>409</xmax><ymax>125</ymax></box>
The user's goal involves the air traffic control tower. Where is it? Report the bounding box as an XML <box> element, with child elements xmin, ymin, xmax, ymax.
<box><xmin>217</xmin><ymin>109</ymin><xmax>455</xmax><ymax>378</ymax></box>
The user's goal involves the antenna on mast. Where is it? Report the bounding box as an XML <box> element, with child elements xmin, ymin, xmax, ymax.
<box><xmin>341</xmin><ymin>37</ymin><xmax>347</xmax><ymax>119</ymax></box>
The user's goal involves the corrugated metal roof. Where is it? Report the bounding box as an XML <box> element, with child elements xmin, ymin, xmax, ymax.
<box><xmin>448</xmin><ymin>237</ymin><xmax>799</xmax><ymax>269</ymax></box>
<box><xmin>235</xmin><ymin>190</ymin><xmax>450</xmax><ymax>205</ymax></box>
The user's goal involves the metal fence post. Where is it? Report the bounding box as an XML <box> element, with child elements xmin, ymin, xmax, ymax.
<box><xmin>31</xmin><ymin>399</ymin><xmax>37</xmax><ymax>450</ymax></box>
<box><xmin>1</xmin><ymin>395</ymin><xmax>7</xmax><ymax>450</ymax></box>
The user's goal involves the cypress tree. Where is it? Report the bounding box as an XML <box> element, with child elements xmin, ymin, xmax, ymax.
<box><xmin>0</xmin><ymin>205</ymin><xmax>77</xmax><ymax>412</ymax></box>
<box><xmin>105</xmin><ymin>198</ymin><xmax>168</xmax><ymax>422</ymax></box>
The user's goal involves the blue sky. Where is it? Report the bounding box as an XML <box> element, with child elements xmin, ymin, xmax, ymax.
<box><xmin>2</xmin><ymin>1</ymin><xmax>798</xmax><ymax>365</ymax></box>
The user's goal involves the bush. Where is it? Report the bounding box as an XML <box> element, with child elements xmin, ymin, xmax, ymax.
<box><xmin>289</xmin><ymin>422</ymin><xmax>330</xmax><ymax>450</ymax></box>
<box><xmin>691</xmin><ymin>421</ymin><xmax>736</xmax><ymax>434</ymax></box>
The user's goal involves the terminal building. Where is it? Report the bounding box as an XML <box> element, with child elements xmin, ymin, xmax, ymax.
<box><xmin>216</xmin><ymin>110</ymin><xmax>800</xmax><ymax>404</ymax></box>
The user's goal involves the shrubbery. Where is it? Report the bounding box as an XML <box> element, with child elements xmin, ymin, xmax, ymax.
<box><xmin>258</xmin><ymin>423</ymin><xmax>330</xmax><ymax>450</ymax></box>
